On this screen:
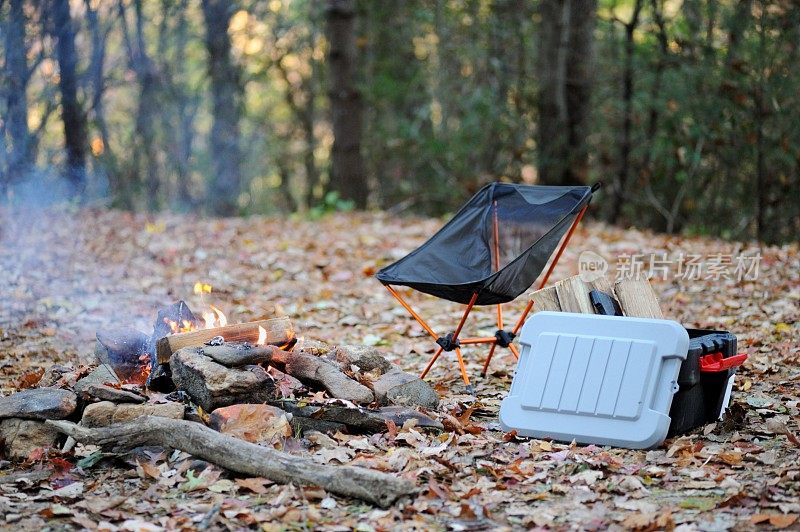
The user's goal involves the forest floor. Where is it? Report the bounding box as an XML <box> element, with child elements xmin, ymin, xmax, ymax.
<box><xmin>0</xmin><ymin>207</ymin><xmax>798</xmax><ymax>531</ymax></box>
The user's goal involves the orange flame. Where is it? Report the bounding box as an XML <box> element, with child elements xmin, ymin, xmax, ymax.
<box><xmin>202</xmin><ymin>304</ymin><xmax>228</xmax><ymax>329</ymax></box>
<box><xmin>164</xmin><ymin>317</ymin><xmax>195</xmax><ymax>334</ymax></box>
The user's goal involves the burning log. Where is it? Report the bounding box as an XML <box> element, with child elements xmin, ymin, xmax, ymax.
<box><xmin>156</xmin><ymin>317</ymin><xmax>294</xmax><ymax>364</ymax></box>
<box><xmin>46</xmin><ymin>416</ymin><xmax>415</xmax><ymax>507</ymax></box>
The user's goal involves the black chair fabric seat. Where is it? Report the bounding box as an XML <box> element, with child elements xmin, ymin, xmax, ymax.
<box><xmin>376</xmin><ymin>183</ymin><xmax>594</xmax><ymax>305</ymax></box>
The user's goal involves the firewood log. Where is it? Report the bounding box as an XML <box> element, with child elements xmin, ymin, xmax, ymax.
<box><xmin>46</xmin><ymin>417</ymin><xmax>414</xmax><ymax>507</ymax></box>
<box><xmin>529</xmin><ymin>285</ymin><xmax>561</xmax><ymax>313</ymax></box>
<box><xmin>614</xmin><ymin>279</ymin><xmax>664</xmax><ymax>318</ymax></box>
<box><xmin>554</xmin><ymin>276</ymin><xmax>594</xmax><ymax>313</ymax></box>
<box><xmin>156</xmin><ymin>317</ymin><xmax>294</xmax><ymax>364</ymax></box>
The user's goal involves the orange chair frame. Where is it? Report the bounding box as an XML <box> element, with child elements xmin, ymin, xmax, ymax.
<box><xmin>384</xmin><ymin>204</ymin><xmax>589</xmax><ymax>386</ymax></box>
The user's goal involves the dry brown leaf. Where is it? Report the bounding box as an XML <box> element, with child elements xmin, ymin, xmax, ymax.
<box><xmin>751</xmin><ymin>514</ymin><xmax>798</xmax><ymax>528</ymax></box>
<box><xmin>235</xmin><ymin>477</ymin><xmax>272</xmax><ymax>494</ymax></box>
<box><xmin>136</xmin><ymin>461</ymin><xmax>160</xmax><ymax>480</ymax></box>
<box><xmin>718</xmin><ymin>451</ymin><xmax>743</xmax><ymax>465</ymax></box>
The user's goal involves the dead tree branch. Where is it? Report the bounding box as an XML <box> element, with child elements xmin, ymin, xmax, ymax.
<box><xmin>47</xmin><ymin>416</ymin><xmax>414</xmax><ymax>507</ymax></box>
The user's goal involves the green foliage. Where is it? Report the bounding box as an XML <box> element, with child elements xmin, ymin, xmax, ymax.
<box><xmin>308</xmin><ymin>191</ymin><xmax>355</xmax><ymax>220</ymax></box>
<box><xmin>1</xmin><ymin>0</ymin><xmax>797</xmax><ymax>242</ymax></box>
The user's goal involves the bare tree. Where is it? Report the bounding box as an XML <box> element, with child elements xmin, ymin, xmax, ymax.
<box><xmin>4</xmin><ymin>0</ymin><xmax>33</xmax><ymax>188</ymax></box>
<box><xmin>201</xmin><ymin>0</ymin><xmax>243</xmax><ymax>216</ymax></box>
<box><xmin>326</xmin><ymin>0</ymin><xmax>367</xmax><ymax>208</ymax></box>
<box><xmin>537</xmin><ymin>0</ymin><xmax>597</xmax><ymax>186</ymax></box>
<box><xmin>608</xmin><ymin>0</ymin><xmax>643</xmax><ymax>223</ymax></box>
<box><xmin>52</xmin><ymin>0</ymin><xmax>88</xmax><ymax>195</ymax></box>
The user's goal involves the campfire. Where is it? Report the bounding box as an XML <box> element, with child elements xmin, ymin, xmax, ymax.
<box><xmin>0</xmin><ymin>283</ymin><xmax>445</xmax><ymax>506</ymax></box>
<box><xmin>95</xmin><ymin>294</ymin><xmax>295</xmax><ymax>389</ymax></box>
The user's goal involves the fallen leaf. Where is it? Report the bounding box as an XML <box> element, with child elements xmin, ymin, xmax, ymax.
<box><xmin>718</xmin><ymin>451</ymin><xmax>743</xmax><ymax>465</ymax></box>
<box><xmin>751</xmin><ymin>514</ymin><xmax>798</xmax><ymax>528</ymax></box>
<box><xmin>235</xmin><ymin>477</ymin><xmax>272</xmax><ymax>494</ymax></box>
<box><xmin>679</xmin><ymin>497</ymin><xmax>718</xmax><ymax>511</ymax></box>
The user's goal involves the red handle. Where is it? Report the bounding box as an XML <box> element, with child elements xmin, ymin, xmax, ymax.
<box><xmin>699</xmin><ymin>352</ymin><xmax>748</xmax><ymax>373</ymax></box>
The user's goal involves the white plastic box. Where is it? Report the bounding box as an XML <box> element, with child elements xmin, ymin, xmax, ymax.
<box><xmin>499</xmin><ymin>312</ymin><xmax>689</xmax><ymax>449</ymax></box>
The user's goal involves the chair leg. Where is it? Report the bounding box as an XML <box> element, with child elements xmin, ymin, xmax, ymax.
<box><xmin>481</xmin><ymin>342</ymin><xmax>498</xmax><ymax>377</ymax></box>
<box><xmin>454</xmin><ymin>347</ymin><xmax>470</xmax><ymax>386</ymax></box>
<box><xmin>421</xmin><ymin>346</ymin><xmax>444</xmax><ymax>379</ymax></box>
<box><xmin>417</xmin><ymin>293</ymin><xmax>478</xmax><ymax>381</ymax></box>
<box><xmin>508</xmin><ymin>343</ymin><xmax>520</xmax><ymax>360</ymax></box>
<box><xmin>385</xmin><ymin>285</ymin><xmax>440</xmax><ymax>343</ymax></box>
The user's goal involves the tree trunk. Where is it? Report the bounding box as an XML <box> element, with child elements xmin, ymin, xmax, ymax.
<box><xmin>85</xmin><ymin>0</ymin><xmax>110</xmax><ymax>159</ymax></box>
<box><xmin>174</xmin><ymin>0</ymin><xmax>198</xmax><ymax>211</ymax></box>
<box><xmin>563</xmin><ymin>0</ymin><xmax>597</xmax><ymax>185</ymax></box>
<box><xmin>326</xmin><ymin>0</ymin><xmax>368</xmax><ymax>208</ymax></box>
<box><xmin>537</xmin><ymin>0</ymin><xmax>596</xmax><ymax>186</ymax></box>
<box><xmin>201</xmin><ymin>0</ymin><xmax>243</xmax><ymax>216</ymax></box>
<box><xmin>51</xmin><ymin>0</ymin><xmax>88</xmax><ymax>196</ymax></box>
<box><xmin>5</xmin><ymin>0</ymin><xmax>33</xmax><ymax>188</ymax></box>
<box><xmin>130</xmin><ymin>0</ymin><xmax>161</xmax><ymax>209</ymax></box>
<box><xmin>608</xmin><ymin>0</ymin><xmax>643</xmax><ymax>223</ymax></box>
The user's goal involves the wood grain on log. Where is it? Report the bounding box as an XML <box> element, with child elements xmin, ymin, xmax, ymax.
<box><xmin>586</xmin><ymin>275</ymin><xmax>614</xmax><ymax>295</ymax></box>
<box><xmin>614</xmin><ymin>279</ymin><xmax>664</xmax><ymax>318</ymax></box>
<box><xmin>554</xmin><ymin>276</ymin><xmax>594</xmax><ymax>313</ymax></box>
<box><xmin>156</xmin><ymin>317</ymin><xmax>294</xmax><ymax>364</ymax></box>
<box><xmin>529</xmin><ymin>285</ymin><xmax>561</xmax><ymax>313</ymax></box>
<box><xmin>46</xmin><ymin>417</ymin><xmax>414</xmax><ymax>507</ymax></box>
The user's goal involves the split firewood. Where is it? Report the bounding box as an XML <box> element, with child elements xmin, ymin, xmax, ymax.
<box><xmin>586</xmin><ymin>274</ymin><xmax>614</xmax><ymax>294</ymax></box>
<box><xmin>529</xmin><ymin>285</ymin><xmax>561</xmax><ymax>313</ymax></box>
<box><xmin>554</xmin><ymin>276</ymin><xmax>594</xmax><ymax>313</ymax></box>
<box><xmin>156</xmin><ymin>317</ymin><xmax>294</xmax><ymax>364</ymax></box>
<box><xmin>46</xmin><ymin>416</ymin><xmax>415</xmax><ymax>507</ymax></box>
<box><xmin>614</xmin><ymin>279</ymin><xmax>664</xmax><ymax>319</ymax></box>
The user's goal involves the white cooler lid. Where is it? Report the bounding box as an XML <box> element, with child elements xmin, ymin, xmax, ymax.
<box><xmin>500</xmin><ymin>312</ymin><xmax>689</xmax><ymax>449</ymax></box>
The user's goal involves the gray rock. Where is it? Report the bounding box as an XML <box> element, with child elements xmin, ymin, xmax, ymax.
<box><xmin>81</xmin><ymin>400</ymin><xmax>184</xmax><ymax>428</ymax></box>
<box><xmin>292</xmin><ymin>339</ymin><xmax>332</xmax><ymax>357</ymax></box>
<box><xmin>73</xmin><ymin>365</ymin><xmax>119</xmax><ymax>394</ymax></box>
<box><xmin>0</xmin><ymin>418</ymin><xmax>61</xmax><ymax>460</ymax></box>
<box><xmin>200</xmin><ymin>344</ymin><xmax>273</xmax><ymax>367</ymax></box>
<box><xmin>80</xmin><ymin>384</ymin><xmax>147</xmax><ymax>404</ymax></box>
<box><xmin>170</xmin><ymin>347</ymin><xmax>277</xmax><ymax>411</ymax></box>
<box><xmin>0</xmin><ymin>388</ymin><xmax>77</xmax><ymax>420</ymax></box>
<box><xmin>330</xmin><ymin>345</ymin><xmax>393</xmax><ymax>374</ymax></box>
<box><xmin>371</xmin><ymin>369</ymin><xmax>439</xmax><ymax>409</ymax></box>
<box><xmin>285</xmin><ymin>351</ymin><xmax>374</xmax><ymax>404</ymax></box>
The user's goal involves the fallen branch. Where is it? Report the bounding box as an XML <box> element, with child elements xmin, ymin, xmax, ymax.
<box><xmin>46</xmin><ymin>416</ymin><xmax>414</xmax><ymax>507</ymax></box>
<box><xmin>156</xmin><ymin>317</ymin><xmax>294</xmax><ymax>364</ymax></box>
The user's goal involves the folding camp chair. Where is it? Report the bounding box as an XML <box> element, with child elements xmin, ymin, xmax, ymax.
<box><xmin>375</xmin><ymin>182</ymin><xmax>600</xmax><ymax>386</ymax></box>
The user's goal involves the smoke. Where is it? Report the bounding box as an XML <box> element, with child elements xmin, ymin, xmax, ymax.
<box><xmin>0</xmin><ymin>170</ymin><xmax>151</xmax><ymax>366</ymax></box>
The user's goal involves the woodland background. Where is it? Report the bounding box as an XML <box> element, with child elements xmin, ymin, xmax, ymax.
<box><xmin>1</xmin><ymin>0</ymin><xmax>799</xmax><ymax>244</ymax></box>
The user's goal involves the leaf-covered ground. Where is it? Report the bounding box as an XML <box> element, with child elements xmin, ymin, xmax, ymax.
<box><xmin>0</xmin><ymin>207</ymin><xmax>798</xmax><ymax>531</ymax></box>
